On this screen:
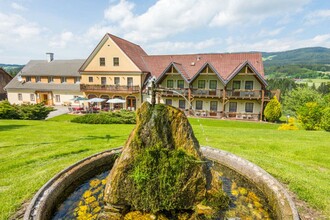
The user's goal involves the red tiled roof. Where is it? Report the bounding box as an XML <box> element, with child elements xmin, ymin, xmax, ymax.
<box><xmin>108</xmin><ymin>34</ymin><xmax>149</xmax><ymax>72</ymax></box>
<box><xmin>143</xmin><ymin>53</ymin><xmax>264</xmax><ymax>82</ymax></box>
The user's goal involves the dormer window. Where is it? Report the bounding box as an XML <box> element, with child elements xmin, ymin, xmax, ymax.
<box><xmin>36</xmin><ymin>76</ymin><xmax>41</xmax><ymax>82</ymax></box>
<box><xmin>100</xmin><ymin>57</ymin><xmax>105</xmax><ymax>66</ymax></box>
<box><xmin>61</xmin><ymin>77</ymin><xmax>66</xmax><ymax>83</ymax></box>
<box><xmin>26</xmin><ymin>76</ymin><xmax>31</xmax><ymax>82</ymax></box>
<box><xmin>113</xmin><ymin>57</ymin><xmax>119</xmax><ymax>66</ymax></box>
<box><xmin>74</xmin><ymin>77</ymin><xmax>80</xmax><ymax>84</ymax></box>
<box><xmin>48</xmin><ymin>76</ymin><xmax>54</xmax><ymax>83</ymax></box>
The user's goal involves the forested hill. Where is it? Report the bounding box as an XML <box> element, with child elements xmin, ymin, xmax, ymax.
<box><xmin>262</xmin><ymin>47</ymin><xmax>330</xmax><ymax>66</ymax></box>
<box><xmin>0</xmin><ymin>64</ymin><xmax>24</xmax><ymax>76</ymax></box>
<box><xmin>261</xmin><ymin>47</ymin><xmax>330</xmax><ymax>79</ymax></box>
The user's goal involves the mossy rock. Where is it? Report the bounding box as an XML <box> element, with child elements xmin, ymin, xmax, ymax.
<box><xmin>104</xmin><ymin>102</ymin><xmax>228</xmax><ymax>216</ymax></box>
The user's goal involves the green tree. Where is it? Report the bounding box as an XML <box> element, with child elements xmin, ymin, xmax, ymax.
<box><xmin>266</xmin><ymin>78</ymin><xmax>296</xmax><ymax>96</ymax></box>
<box><xmin>321</xmin><ymin>107</ymin><xmax>330</xmax><ymax>132</ymax></box>
<box><xmin>297</xmin><ymin>102</ymin><xmax>323</xmax><ymax>130</ymax></box>
<box><xmin>282</xmin><ymin>87</ymin><xmax>323</xmax><ymax>116</ymax></box>
<box><xmin>317</xmin><ymin>82</ymin><xmax>330</xmax><ymax>95</ymax></box>
<box><xmin>264</xmin><ymin>96</ymin><xmax>282</xmax><ymax>122</ymax></box>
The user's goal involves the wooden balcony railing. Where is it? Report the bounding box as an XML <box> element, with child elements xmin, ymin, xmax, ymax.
<box><xmin>158</xmin><ymin>88</ymin><xmax>189</xmax><ymax>97</ymax></box>
<box><xmin>191</xmin><ymin>88</ymin><xmax>223</xmax><ymax>98</ymax></box>
<box><xmin>80</xmin><ymin>84</ymin><xmax>140</xmax><ymax>93</ymax></box>
<box><xmin>226</xmin><ymin>89</ymin><xmax>262</xmax><ymax>99</ymax></box>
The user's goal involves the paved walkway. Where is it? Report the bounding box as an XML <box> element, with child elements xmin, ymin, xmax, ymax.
<box><xmin>46</xmin><ymin>106</ymin><xmax>70</xmax><ymax>119</ymax></box>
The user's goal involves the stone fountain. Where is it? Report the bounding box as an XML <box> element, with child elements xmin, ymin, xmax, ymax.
<box><xmin>24</xmin><ymin>83</ymin><xmax>300</xmax><ymax>219</ymax></box>
<box><xmin>100</xmin><ymin>102</ymin><xmax>229</xmax><ymax>219</ymax></box>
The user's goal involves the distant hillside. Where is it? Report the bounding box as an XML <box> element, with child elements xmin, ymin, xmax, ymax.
<box><xmin>262</xmin><ymin>47</ymin><xmax>330</xmax><ymax>66</ymax></box>
<box><xmin>261</xmin><ymin>47</ymin><xmax>330</xmax><ymax>79</ymax></box>
<box><xmin>0</xmin><ymin>64</ymin><xmax>24</xmax><ymax>76</ymax></box>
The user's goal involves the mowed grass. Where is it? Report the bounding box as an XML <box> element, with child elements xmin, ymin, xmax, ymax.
<box><xmin>190</xmin><ymin>118</ymin><xmax>330</xmax><ymax>217</ymax></box>
<box><xmin>0</xmin><ymin>116</ymin><xmax>329</xmax><ymax>219</ymax></box>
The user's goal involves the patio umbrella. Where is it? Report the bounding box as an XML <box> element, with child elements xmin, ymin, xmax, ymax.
<box><xmin>70</xmin><ymin>96</ymin><xmax>88</xmax><ymax>101</ymax></box>
<box><xmin>87</xmin><ymin>98</ymin><xmax>106</xmax><ymax>103</ymax></box>
<box><xmin>106</xmin><ymin>98</ymin><xmax>126</xmax><ymax>104</ymax></box>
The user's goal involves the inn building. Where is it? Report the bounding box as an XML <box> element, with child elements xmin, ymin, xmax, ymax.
<box><xmin>5</xmin><ymin>33</ymin><xmax>277</xmax><ymax>120</ymax></box>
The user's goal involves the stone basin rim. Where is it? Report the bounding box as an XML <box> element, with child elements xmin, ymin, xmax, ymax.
<box><xmin>24</xmin><ymin>146</ymin><xmax>300</xmax><ymax>220</ymax></box>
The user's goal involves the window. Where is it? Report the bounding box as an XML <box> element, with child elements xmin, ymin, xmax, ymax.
<box><xmin>233</xmin><ymin>81</ymin><xmax>241</xmax><ymax>90</ymax></box>
<box><xmin>113</xmin><ymin>57</ymin><xmax>119</xmax><ymax>66</ymax></box>
<box><xmin>100</xmin><ymin>57</ymin><xmax>105</xmax><ymax>66</ymax></box>
<box><xmin>101</xmin><ymin>77</ymin><xmax>106</xmax><ymax>85</ymax></box>
<box><xmin>30</xmin><ymin>94</ymin><xmax>35</xmax><ymax>101</ymax></box>
<box><xmin>245</xmin><ymin>81</ymin><xmax>254</xmax><ymax>90</ymax></box>
<box><xmin>165</xmin><ymin>99</ymin><xmax>172</xmax><ymax>105</ymax></box>
<box><xmin>61</xmin><ymin>77</ymin><xmax>66</xmax><ymax>83</ymax></box>
<box><xmin>179</xmin><ymin>100</ymin><xmax>185</xmax><ymax>109</ymax></box>
<box><xmin>210</xmin><ymin>101</ymin><xmax>218</xmax><ymax>111</ymax></box>
<box><xmin>209</xmin><ymin>80</ymin><xmax>217</xmax><ymax>89</ymax></box>
<box><xmin>36</xmin><ymin>76</ymin><xmax>41</xmax><ymax>82</ymax></box>
<box><xmin>88</xmin><ymin>76</ymin><xmax>93</xmax><ymax>83</ymax></box>
<box><xmin>48</xmin><ymin>76</ymin><xmax>53</xmax><ymax>83</ymax></box>
<box><xmin>26</xmin><ymin>76</ymin><xmax>31</xmax><ymax>82</ymax></box>
<box><xmin>167</xmin><ymin>80</ymin><xmax>174</xmax><ymax>88</ymax></box>
<box><xmin>55</xmin><ymin>95</ymin><xmax>61</xmax><ymax>102</ymax></box>
<box><xmin>196</xmin><ymin>100</ymin><xmax>203</xmax><ymax>110</ymax></box>
<box><xmin>18</xmin><ymin>93</ymin><xmax>22</xmax><ymax>101</ymax></box>
<box><xmin>229</xmin><ymin>102</ymin><xmax>237</xmax><ymax>112</ymax></box>
<box><xmin>114</xmin><ymin>77</ymin><xmax>120</xmax><ymax>85</ymax></box>
<box><xmin>75</xmin><ymin>77</ymin><xmax>80</xmax><ymax>84</ymax></box>
<box><xmin>245</xmin><ymin>102</ymin><xmax>254</xmax><ymax>113</ymax></box>
<box><xmin>127</xmin><ymin>77</ymin><xmax>133</xmax><ymax>87</ymax></box>
<box><xmin>177</xmin><ymin>80</ymin><xmax>184</xmax><ymax>89</ymax></box>
<box><xmin>198</xmin><ymin>80</ymin><xmax>206</xmax><ymax>89</ymax></box>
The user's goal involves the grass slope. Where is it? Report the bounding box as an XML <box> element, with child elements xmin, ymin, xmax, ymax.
<box><xmin>0</xmin><ymin>116</ymin><xmax>329</xmax><ymax>219</ymax></box>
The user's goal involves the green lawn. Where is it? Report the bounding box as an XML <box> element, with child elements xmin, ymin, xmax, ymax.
<box><xmin>0</xmin><ymin>116</ymin><xmax>329</xmax><ymax>219</ymax></box>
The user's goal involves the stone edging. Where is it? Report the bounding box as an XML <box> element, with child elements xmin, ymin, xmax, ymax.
<box><xmin>201</xmin><ymin>146</ymin><xmax>300</xmax><ymax>220</ymax></box>
<box><xmin>24</xmin><ymin>146</ymin><xmax>300</xmax><ymax>220</ymax></box>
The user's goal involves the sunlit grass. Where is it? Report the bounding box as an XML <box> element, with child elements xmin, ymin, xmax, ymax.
<box><xmin>0</xmin><ymin>116</ymin><xmax>329</xmax><ymax>218</ymax></box>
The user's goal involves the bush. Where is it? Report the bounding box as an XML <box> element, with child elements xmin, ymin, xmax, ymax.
<box><xmin>297</xmin><ymin>102</ymin><xmax>323</xmax><ymax>130</ymax></box>
<box><xmin>17</xmin><ymin>103</ymin><xmax>54</xmax><ymax>120</ymax></box>
<box><xmin>278</xmin><ymin>118</ymin><xmax>299</xmax><ymax>130</ymax></box>
<box><xmin>0</xmin><ymin>101</ymin><xmax>53</xmax><ymax>120</ymax></box>
<box><xmin>0</xmin><ymin>100</ymin><xmax>19</xmax><ymax>119</ymax></box>
<box><xmin>264</xmin><ymin>96</ymin><xmax>282</xmax><ymax>122</ymax></box>
<box><xmin>71</xmin><ymin>110</ymin><xmax>136</xmax><ymax>124</ymax></box>
<box><xmin>321</xmin><ymin>107</ymin><xmax>330</xmax><ymax>132</ymax></box>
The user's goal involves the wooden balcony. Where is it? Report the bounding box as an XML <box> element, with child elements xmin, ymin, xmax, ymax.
<box><xmin>80</xmin><ymin>84</ymin><xmax>140</xmax><ymax>94</ymax></box>
<box><xmin>226</xmin><ymin>89</ymin><xmax>262</xmax><ymax>99</ymax></box>
<box><xmin>159</xmin><ymin>88</ymin><xmax>189</xmax><ymax>97</ymax></box>
<box><xmin>191</xmin><ymin>88</ymin><xmax>223</xmax><ymax>98</ymax></box>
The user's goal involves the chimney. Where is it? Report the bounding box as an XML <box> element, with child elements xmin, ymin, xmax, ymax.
<box><xmin>46</xmin><ymin>53</ymin><xmax>54</xmax><ymax>62</ymax></box>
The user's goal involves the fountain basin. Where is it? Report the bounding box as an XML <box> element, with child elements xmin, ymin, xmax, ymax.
<box><xmin>24</xmin><ymin>146</ymin><xmax>299</xmax><ymax>220</ymax></box>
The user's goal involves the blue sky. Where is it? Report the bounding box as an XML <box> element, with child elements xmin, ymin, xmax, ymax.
<box><xmin>0</xmin><ymin>0</ymin><xmax>329</xmax><ymax>64</ymax></box>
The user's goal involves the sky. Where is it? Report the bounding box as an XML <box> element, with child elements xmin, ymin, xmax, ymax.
<box><xmin>0</xmin><ymin>0</ymin><xmax>329</xmax><ymax>64</ymax></box>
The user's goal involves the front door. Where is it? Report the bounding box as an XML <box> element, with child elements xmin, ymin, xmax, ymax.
<box><xmin>126</xmin><ymin>96</ymin><xmax>136</xmax><ymax>111</ymax></box>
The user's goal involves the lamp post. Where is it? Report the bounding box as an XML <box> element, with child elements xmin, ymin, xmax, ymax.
<box><xmin>286</xmin><ymin>115</ymin><xmax>290</xmax><ymax>124</ymax></box>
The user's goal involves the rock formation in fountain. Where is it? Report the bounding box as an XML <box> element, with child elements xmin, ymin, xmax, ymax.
<box><xmin>103</xmin><ymin>102</ymin><xmax>229</xmax><ymax>219</ymax></box>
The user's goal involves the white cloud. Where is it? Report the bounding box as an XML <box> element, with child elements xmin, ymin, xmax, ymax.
<box><xmin>147</xmin><ymin>38</ymin><xmax>222</xmax><ymax>54</ymax></box>
<box><xmin>11</xmin><ymin>2</ymin><xmax>27</xmax><ymax>11</ymax></box>
<box><xmin>49</xmin><ymin>31</ymin><xmax>75</xmax><ymax>48</ymax></box>
<box><xmin>305</xmin><ymin>9</ymin><xmax>330</xmax><ymax>24</ymax></box>
<box><xmin>257</xmin><ymin>27</ymin><xmax>284</xmax><ymax>38</ymax></box>
<box><xmin>0</xmin><ymin>12</ymin><xmax>41</xmax><ymax>41</ymax></box>
<box><xmin>225</xmin><ymin>34</ymin><xmax>330</xmax><ymax>52</ymax></box>
<box><xmin>88</xmin><ymin>0</ymin><xmax>310</xmax><ymax>45</ymax></box>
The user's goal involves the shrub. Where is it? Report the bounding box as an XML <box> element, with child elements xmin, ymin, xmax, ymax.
<box><xmin>0</xmin><ymin>101</ymin><xmax>53</xmax><ymax>120</ymax></box>
<box><xmin>278</xmin><ymin>118</ymin><xmax>299</xmax><ymax>130</ymax></box>
<box><xmin>264</xmin><ymin>96</ymin><xmax>282</xmax><ymax>122</ymax></box>
<box><xmin>0</xmin><ymin>100</ymin><xmax>19</xmax><ymax>119</ymax></box>
<box><xmin>321</xmin><ymin>107</ymin><xmax>330</xmax><ymax>132</ymax></box>
<box><xmin>71</xmin><ymin>110</ymin><xmax>136</xmax><ymax>124</ymax></box>
<box><xmin>297</xmin><ymin>102</ymin><xmax>323</xmax><ymax>130</ymax></box>
<box><xmin>17</xmin><ymin>103</ymin><xmax>54</xmax><ymax>120</ymax></box>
